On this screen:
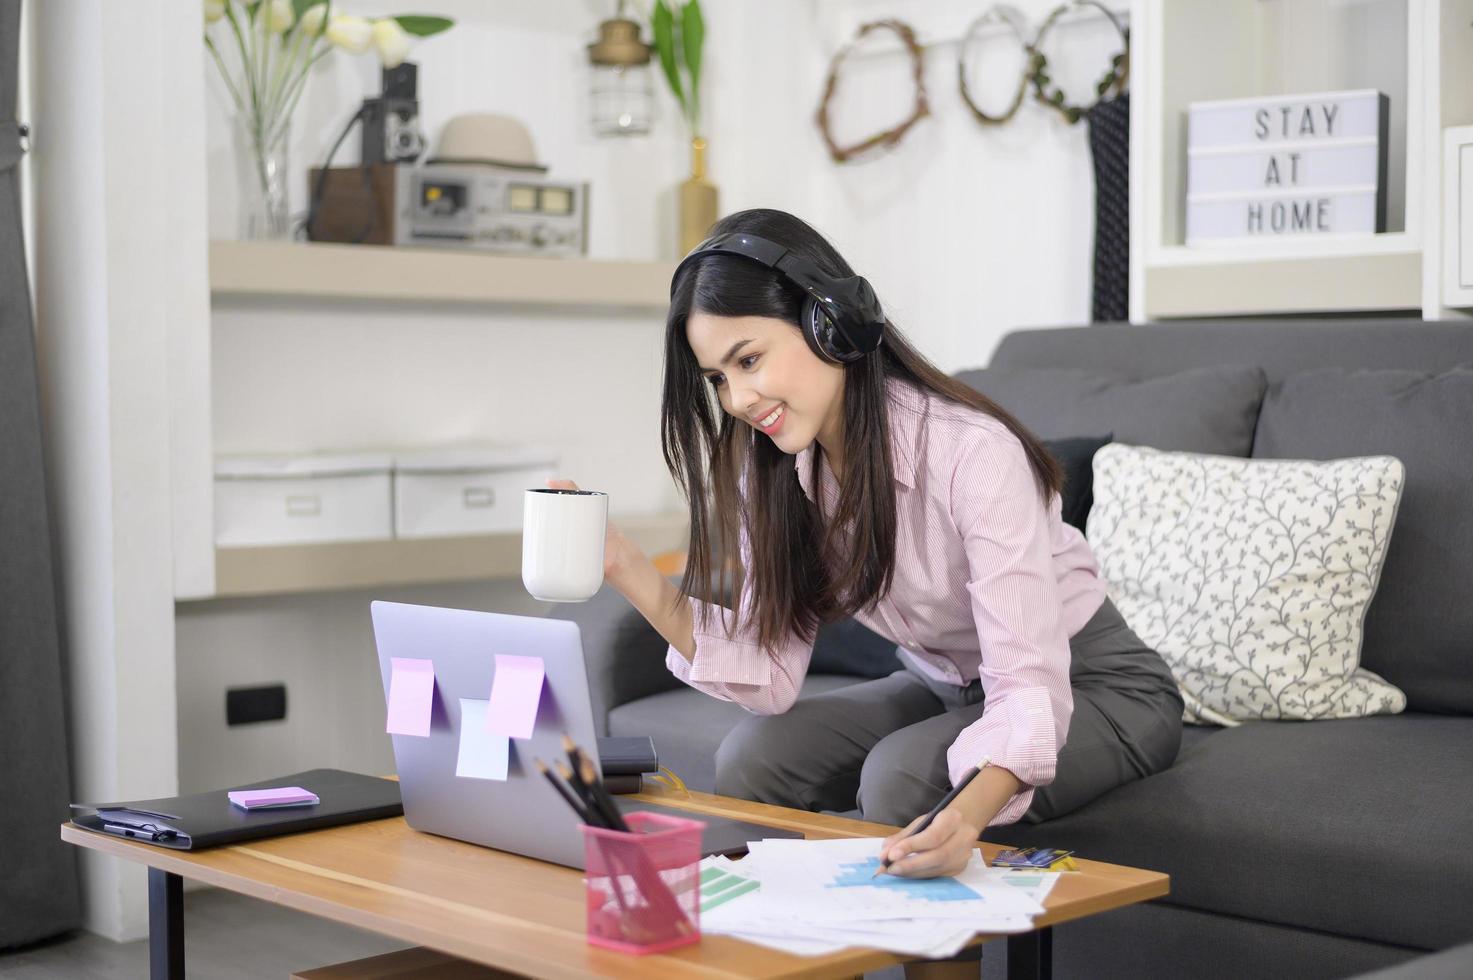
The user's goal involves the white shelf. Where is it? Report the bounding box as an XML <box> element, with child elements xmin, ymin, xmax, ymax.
<box><xmin>1143</xmin><ymin>249</ymin><xmax>1423</xmax><ymax>318</ymax></box>
<box><xmin>1146</xmin><ymin>232</ymin><xmax>1421</xmax><ymax>268</ymax></box>
<box><xmin>1130</xmin><ymin>0</ymin><xmax>1473</xmax><ymax>320</ymax></box>
<box><xmin>209</xmin><ymin>240</ymin><xmax>675</xmax><ymax>311</ymax></box>
<box><xmin>200</xmin><ymin>510</ymin><xmax>689</xmax><ymax>600</ymax></box>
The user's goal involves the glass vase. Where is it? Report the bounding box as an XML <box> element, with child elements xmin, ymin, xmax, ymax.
<box><xmin>233</xmin><ymin>110</ymin><xmax>292</xmax><ymax>240</ymax></box>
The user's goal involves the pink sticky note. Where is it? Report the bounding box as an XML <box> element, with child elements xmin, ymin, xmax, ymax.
<box><xmin>387</xmin><ymin>657</ymin><xmax>435</xmax><ymax>737</ymax></box>
<box><xmin>228</xmin><ymin>787</ymin><xmax>319</xmax><ymax>810</ymax></box>
<box><xmin>485</xmin><ymin>654</ymin><xmax>546</xmax><ymax>739</ymax></box>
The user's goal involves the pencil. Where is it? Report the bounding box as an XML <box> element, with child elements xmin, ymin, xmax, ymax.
<box><xmin>579</xmin><ymin>755</ymin><xmax>631</xmax><ymax>833</ymax></box>
<box><xmin>874</xmin><ymin>764</ymin><xmax>984</xmax><ymax>877</ymax></box>
<box><xmin>535</xmin><ymin>758</ymin><xmax>603</xmax><ymax>828</ymax></box>
<box><xmin>562</xmin><ymin>734</ymin><xmax>598</xmax><ymax>810</ymax></box>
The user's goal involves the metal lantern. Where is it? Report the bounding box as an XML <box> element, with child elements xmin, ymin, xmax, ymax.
<box><xmin>587</xmin><ymin>6</ymin><xmax>653</xmax><ymax>137</ymax></box>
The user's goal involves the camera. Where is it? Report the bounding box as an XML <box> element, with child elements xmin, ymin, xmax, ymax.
<box><xmin>361</xmin><ymin>62</ymin><xmax>426</xmax><ymax>165</ymax></box>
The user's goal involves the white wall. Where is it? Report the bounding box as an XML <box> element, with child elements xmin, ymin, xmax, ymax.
<box><xmin>805</xmin><ymin>0</ymin><xmax>1128</xmax><ymax>371</ymax></box>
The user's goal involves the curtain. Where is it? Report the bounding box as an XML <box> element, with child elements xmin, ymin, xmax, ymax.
<box><xmin>0</xmin><ymin>0</ymin><xmax>82</xmax><ymax>949</ymax></box>
<box><xmin>1086</xmin><ymin>92</ymin><xmax>1130</xmax><ymax>323</ymax></box>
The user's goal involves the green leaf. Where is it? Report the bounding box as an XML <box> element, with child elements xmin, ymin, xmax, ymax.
<box><xmin>290</xmin><ymin>0</ymin><xmax>319</xmax><ymax>21</ymax></box>
<box><xmin>681</xmin><ymin>0</ymin><xmax>704</xmax><ymax>127</ymax></box>
<box><xmin>393</xmin><ymin>15</ymin><xmax>454</xmax><ymax>37</ymax></box>
<box><xmin>652</xmin><ymin>0</ymin><xmax>687</xmax><ymax>116</ymax></box>
<box><xmin>246</xmin><ymin>1</ymin><xmax>263</xmax><ymax>22</ymax></box>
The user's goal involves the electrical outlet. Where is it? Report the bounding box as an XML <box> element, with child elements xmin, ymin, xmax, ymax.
<box><xmin>226</xmin><ymin>684</ymin><xmax>287</xmax><ymax>725</ymax></box>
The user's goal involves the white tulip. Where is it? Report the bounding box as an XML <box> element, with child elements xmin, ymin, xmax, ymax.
<box><xmin>298</xmin><ymin>4</ymin><xmax>328</xmax><ymax>37</ymax></box>
<box><xmin>326</xmin><ymin>14</ymin><xmax>373</xmax><ymax>54</ymax></box>
<box><xmin>371</xmin><ymin>18</ymin><xmax>412</xmax><ymax>69</ymax></box>
<box><xmin>265</xmin><ymin>0</ymin><xmax>294</xmax><ymax>34</ymax></box>
<box><xmin>204</xmin><ymin>0</ymin><xmax>226</xmax><ymax>24</ymax></box>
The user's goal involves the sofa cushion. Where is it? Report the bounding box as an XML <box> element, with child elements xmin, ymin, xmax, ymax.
<box><xmin>546</xmin><ymin>580</ymin><xmax>686</xmax><ymax>731</ymax></box>
<box><xmin>981</xmin><ymin>714</ymin><xmax>1473</xmax><ymax>951</ymax></box>
<box><xmin>1089</xmin><ymin>443</ymin><xmax>1408</xmax><ymax>724</ymax></box>
<box><xmin>809</xmin><ymin>616</ymin><xmax>900</xmax><ymax>679</ymax></box>
<box><xmin>955</xmin><ymin>364</ymin><xmax>1267</xmax><ymax>457</ymax></box>
<box><xmin>1353</xmin><ymin>940</ymin><xmax>1473</xmax><ymax>979</ymax></box>
<box><xmin>607</xmin><ymin>675</ymin><xmax>868</xmax><ymax>794</ymax></box>
<box><xmin>1045</xmin><ymin>433</ymin><xmax>1112</xmax><ymax>532</ymax></box>
<box><xmin>1252</xmin><ymin>365</ymin><xmax>1473</xmax><ymax>714</ymax></box>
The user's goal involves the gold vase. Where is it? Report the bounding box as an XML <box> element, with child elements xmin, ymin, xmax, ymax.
<box><xmin>678</xmin><ymin>136</ymin><xmax>719</xmax><ymax>254</ymax></box>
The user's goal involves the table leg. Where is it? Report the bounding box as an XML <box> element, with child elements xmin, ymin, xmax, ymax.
<box><xmin>148</xmin><ymin>867</ymin><xmax>184</xmax><ymax>980</ymax></box>
<box><xmin>1006</xmin><ymin>927</ymin><xmax>1052</xmax><ymax>980</ymax></box>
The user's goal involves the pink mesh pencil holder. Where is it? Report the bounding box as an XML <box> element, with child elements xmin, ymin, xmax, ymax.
<box><xmin>581</xmin><ymin>811</ymin><xmax>704</xmax><ymax>954</ymax></box>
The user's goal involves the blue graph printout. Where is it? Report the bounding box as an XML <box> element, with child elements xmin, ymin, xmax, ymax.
<box><xmin>831</xmin><ymin>858</ymin><xmax>983</xmax><ymax>902</ymax></box>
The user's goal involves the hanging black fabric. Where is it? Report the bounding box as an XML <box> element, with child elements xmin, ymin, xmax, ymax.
<box><xmin>0</xmin><ymin>0</ymin><xmax>82</xmax><ymax>948</ymax></box>
<box><xmin>1086</xmin><ymin>92</ymin><xmax>1130</xmax><ymax>323</ymax></box>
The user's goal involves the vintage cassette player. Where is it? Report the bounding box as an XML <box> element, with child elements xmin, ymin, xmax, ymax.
<box><xmin>307</xmin><ymin>162</ymin><xmax>588</xmax><ymax>257</ymax></box>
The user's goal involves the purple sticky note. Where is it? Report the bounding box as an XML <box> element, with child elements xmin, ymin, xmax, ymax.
<box><xmin>387</xmin><ymin>657</ymin><xmax>435</xmax><ymax>737</ymax></box>
<box><xmin>228</xmin><ymin>787</ymin><xmax>319</xmax><ymax>810</ymax></box>
<box><xmin>485</xmin><ymin>654</ymin><xmax>546</xmax><ymax>739</ymax></box>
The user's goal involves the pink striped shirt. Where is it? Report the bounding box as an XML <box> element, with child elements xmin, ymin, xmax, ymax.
<box><xmin>665</xmin><ymin>377</ymin><xmax>1107</xmax><ymax>825</ymax></box>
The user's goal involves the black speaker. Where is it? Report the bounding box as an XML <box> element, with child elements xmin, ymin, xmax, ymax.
<box><xmin>361</xmin><ymin>62</ymin><xmax>425</xmax><ymax>165</ymax></box>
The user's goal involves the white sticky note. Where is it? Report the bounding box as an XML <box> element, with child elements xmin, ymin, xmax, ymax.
<box><xmin>456</xmin><ymin>699</ymin><xmax>509</xmax><ymax>781</ymax></box>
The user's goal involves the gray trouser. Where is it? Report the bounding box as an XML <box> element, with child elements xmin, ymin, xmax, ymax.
<box><xmin>714</xmin><ymin>596</ymin><xmax>1185</xmax><ymax>828</ymax></box>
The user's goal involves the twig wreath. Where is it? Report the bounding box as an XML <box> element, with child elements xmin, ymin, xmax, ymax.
<box><xmin>957</xmin><ymin>5</ymin><xmax>1032</xmax><ymax>126</ymax></box>
<box><xmin>817</xmin><ymin>1</ymin><xmax>1131</xmax><ymax>161</ymax></box>
<box><xmin>815</xmin><ymin>19</ymin><xmax>930</xmax><ymax>164</ymax></box>
<box><xmin>1028</xmin><ymin>0</ymin><xmax>1130</xmax><ymax>125</ymax></box>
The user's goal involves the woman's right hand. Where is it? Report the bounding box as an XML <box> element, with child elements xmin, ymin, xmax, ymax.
<box><xmin>545</xmin><ymin>478</ymin><xmax>640</xmax><ymax>584</ymax></box>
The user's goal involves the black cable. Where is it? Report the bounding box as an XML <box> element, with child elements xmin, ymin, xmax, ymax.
<box><xmin>298</xmin><ymin>105</ymin><xmax>376</xmax><ymax>243</ymax></box>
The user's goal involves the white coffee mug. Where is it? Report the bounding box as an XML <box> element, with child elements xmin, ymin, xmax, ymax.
<box><xmin>521</xmin><ymin>488</ymin><xmax>608</xmax><ymax>602</ymax></box>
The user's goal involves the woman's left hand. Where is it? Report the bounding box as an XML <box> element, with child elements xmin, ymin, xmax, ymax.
<box><xmin>877</xmin><ymin>807</ymin><xmax>983</xmax><ymax>879</ymax></box>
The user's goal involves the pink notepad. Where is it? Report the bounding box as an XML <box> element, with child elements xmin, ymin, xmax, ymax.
<box><xmin>228</xmin><ymin>786</ymin><xmax>320</xmax><ymax>811</ymax></box>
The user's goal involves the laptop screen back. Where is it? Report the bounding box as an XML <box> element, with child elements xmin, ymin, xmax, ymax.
<box><xmin>370</xmin><ymin>600</ymin><xmax>603</xmax><ymax>869</ymax></box>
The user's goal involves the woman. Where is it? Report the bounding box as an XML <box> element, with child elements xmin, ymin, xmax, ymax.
<box><xmin>550</xmin><ymin>208</ymin><xmax>1182</xmax><ymax>883</ymax></box>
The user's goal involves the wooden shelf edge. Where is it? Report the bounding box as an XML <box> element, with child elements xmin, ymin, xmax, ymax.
<box><xmin>209</xmin><ymin>240</ymin><xmax>675</xmax><ymax>311</ymax></box>
<box><xmin>196</xmin><ymin>511</ymin><xmax>689</xmax><ymax>601</ymax></box>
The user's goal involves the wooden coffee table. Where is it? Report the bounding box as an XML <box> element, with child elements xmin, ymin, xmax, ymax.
<box><xmin>61</xmin><ymin>784</ymin><xmax>1168</xmax><ymax>980</ymax></box>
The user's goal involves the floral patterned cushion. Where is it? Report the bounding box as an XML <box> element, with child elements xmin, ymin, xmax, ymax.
<box><xmin>1088</xmin><ymin>443</ymin><xmax>1407</xmax><ymax>725</ymax></box>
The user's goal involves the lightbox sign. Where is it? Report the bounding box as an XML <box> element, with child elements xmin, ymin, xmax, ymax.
<box><xmin>1185</xmin><ymin>89</ymin><xmax>1388</xmax><ymax>244</ymax></box>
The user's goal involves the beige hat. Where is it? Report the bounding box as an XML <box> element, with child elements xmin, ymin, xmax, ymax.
<box><xmin>426</xmin><ymin>113</ymin><xmax>548</xmax><ymax>172</ymax></box>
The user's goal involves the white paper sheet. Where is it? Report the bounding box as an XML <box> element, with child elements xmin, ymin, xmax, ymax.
<box><xmin>694</xmin><ymin>837</ymin><xmax>1058</xmax><ymax>958</ymax></box>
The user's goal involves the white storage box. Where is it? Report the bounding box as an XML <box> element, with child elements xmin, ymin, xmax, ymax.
<box><xmin>392</xmin><ymin>446</ymin><xmax>559</xmax><ymax>539</ymax></box>
<box><xmin>214</xmin><ymin>453</ymin><xmax>394</xmax><ymax>547</ymax></box>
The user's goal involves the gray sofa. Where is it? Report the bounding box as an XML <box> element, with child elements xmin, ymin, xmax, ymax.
<box><xmin>552</xmin><ymin>319</ymin><xmax>1473</xmax><ymax>979</ymax></box>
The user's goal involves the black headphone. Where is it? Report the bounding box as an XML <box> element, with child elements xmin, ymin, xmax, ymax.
<box><xmin>670</xmin><ymin>232</ymin><xmax>886</xmax><ymax>364</ymax></box>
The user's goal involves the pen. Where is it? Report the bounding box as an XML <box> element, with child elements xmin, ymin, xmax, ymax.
<box><xmin>101</xmin><ymin>821</ymin><xmax>177</xmax><ymax>843</ymax></box>
<box><xmin>875</xmin><ymin>760</ymin><xmax>986</xmax><ymax>877</ymax></box>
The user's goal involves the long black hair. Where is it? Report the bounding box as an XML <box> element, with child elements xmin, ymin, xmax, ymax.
<box><xmin>661</xmin><ymin>209</ymin><xmax>1062</xmax><ymax>653</ymax></box>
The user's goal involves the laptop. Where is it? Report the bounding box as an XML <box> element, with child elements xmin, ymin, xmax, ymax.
<box><xmin>370</xmin><ymin>600</ymin><xmax>800</xmax><ymax>869</ymax></box>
